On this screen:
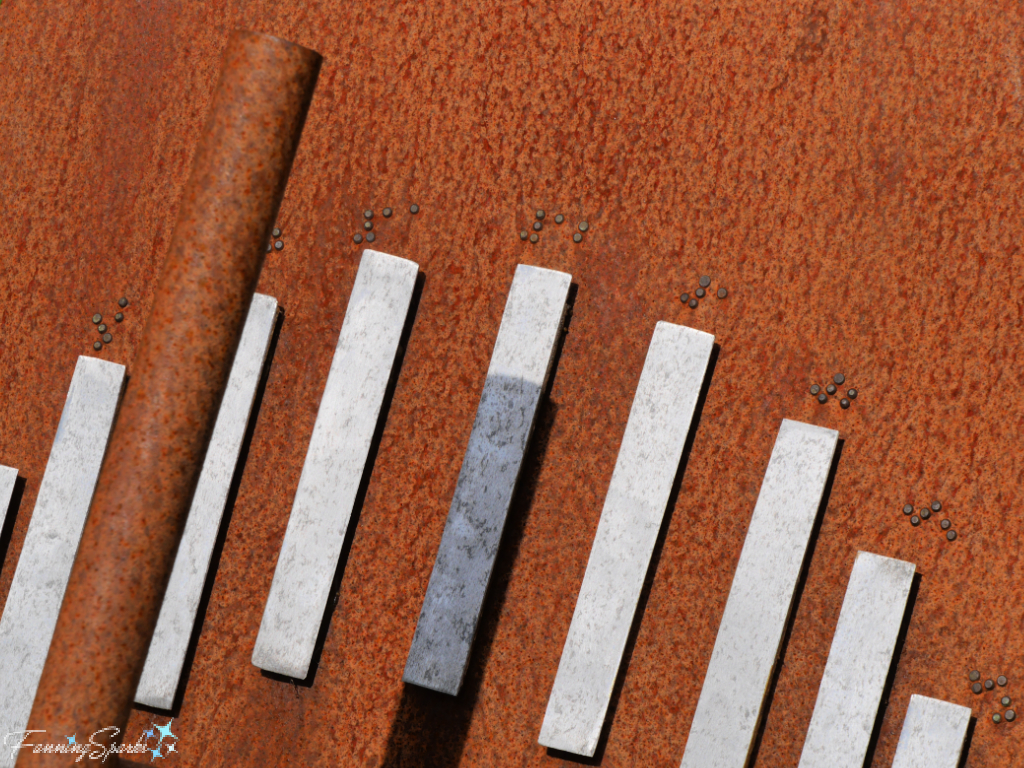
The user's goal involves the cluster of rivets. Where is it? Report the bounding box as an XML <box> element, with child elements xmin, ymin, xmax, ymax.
<box><xmin>680</xmin><ymin>275</ymin><xmax>727</xmax><ymax>309</ymax></box>
<box><xmin>969</xmin><ymin>670</ymin><xmax>1014</xmax><ymax>721</ymax></box>
<box><xmin>903</xmin><ymin>500</ymin><xmax>956</xmax><ymax>540</ymax></box>
<box><xmin>266</xmin><ymin>226</ymin><xmax>284</xmax><ymax>252</ymax></box>
<box><xmin>352</xmin><ymin>205</ymin><xmax>418</xmax><ymax>245</ymax></box>
<box><xmin>90</xmin><ymin>298</ymin><xmax>128</xmax><ymax>351</ymax></box>
<box><xmin>809</xmin><ymin>373</ymin><xmax>855</xmax><ymax>407</ymax></box>
<box><xmin>519</xmin><ymin>209</ymin><xmax>587</xmax><ymax>244</ymax></box>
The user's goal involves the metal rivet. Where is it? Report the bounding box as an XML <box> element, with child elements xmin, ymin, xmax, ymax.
<box><xmin>717</xmin><ymin>288</ymin><xmax>727</xmax><ymax>298</ymax></box>
<box><xmin>999</xmin><ymin>676</ymin><xmax>1008</xmax><ymax>687</ymax></box>
<box><xmin>555</xmin><ymin>214</ymin><xmax>564</xmax><ymax>224</ymax></box>
<box><xmin>826</xmin><ymin>384</ymin><xmax>837</xmax><ymax>395</ymax></box>
<box><xmin>520</xmin><ymin>231</ymin><xmax>528</xmax><ymax>241</ymax></box>
<box><xmin>1006</xmin><ymin>710</ymin><xmax>1016</xmax><ymax>722</ymax></box>
<box><xmin>92</xmin><ymin>314</ymin><xmax>102</xmax><ymax>324</ymax></box>
<box><xmin>578</xmin><ymin>221</ymin><xmax>589</xmax><ymax>232</ymax></box>
<box><xmin>536</xmin><ymin>210</ymin><xmax>545</xmax><ymax>220</ymax></box>
<box><xmin>970</xmin><ymin>670</ymin><xmax>981</xmax><ymax>681</ymax></box>
<box><xmin>1002</xmin><ymin>696</ymin><xmax>1011</xmax><ymax>706</ymax></box>
<box><xmin>817</xmin><ymin>393</ymin><xmax>827</xmax><ymax>404</ymax></box>
<box><xmin>688</xmin><ymin>299</ymin><xmax>698</xmax><ymax>309</ymax></box>
<box><xmin>529</xmin><ymin>233</ymin><xmax>539</xmax><ymax>243</ymax></box>
<box><xmin>93</xmin><ymin>341</ymin><xmax>102</xmax><ymax>351</ymax></box>
<box><xmin>947</xmin><ymin>530</ymin><xmax>957</xmax><ymax>541</ymax></box>
<box><xmin>931</xmin><ymin>500</ymin><xmax>941</xmax><ymax>512</ymax></box>
<box><xmin>986</xmin><ymin>679</ymin><xmax>995</xmax><ymax>690</ymax></box>
<box><xmin>364</xmin><ymin>221</ymin><xmax>373</xmax><ymax>231</ymax></box>
<box><xmin>97</xmin><ymin>324</ymin><xmax>107</xmax><ymax>334</ymax></box>
<box><xmin>533</xmin><ymin>221</ymin><xmax>542</xmax><ymax>231</ymax></box>
<box><xmin>834</xmin><ymin>373</ymin><xmax>845</xmax><ymax>384</ymax></box>
<box><xmin>274</xmin><ymin>240</ymin><xmax>284</xmax><ymax>250</ymax></box>
<box><xmin>847</xmin><ymin>388</ymin><xmax>858</xmax><ymax>399</ymax></box>
<box><xmin>364</xmin><ymin>210</ymin><xmax>373</xmax><ymax>219</ymax></box>
<box><xmin>102</xmin><ymin>333</ymin><xmax>112</xmax><ymax>343</ymax></box>
<box><xmin>994</xmin><ymin>713</ymin><xmax>1002</xmax><ymax>723</ymax></box>
<box><xmin>410</xmin><ymin>204</ymin><xmax>420</xmax><ymax>214</ymax></box>
<box><xmin>911</xmin><ymin>515</ymin><xmax>921</xmax><ymax>526</ymax></box>
<box><xmin>681</xmin><ymin>293</ymin><xmax>690</xmax><ymax>303</ymax></box>
<box><xmin>267</xmin><ymin>243</ymin><xmax>272</xmax><ymax>252</ymax></box>
<box><xmin>920</xmin><ymin>508</ymin><xmax>931</xmax><ymax>520</ymax></box>
<box><xmin>366</xmin><ymin>233</ymin><xmax>375</xmax><ymax>243</ymax></box>
<box><xmin>699</xmin><ymin>275</ymin><xmax>711</xmax><ymax>288</ymax></box>
<box><xmin>383</xmin><ymin>207</ymin><xmax>393</xmax><ymax>217</ymax></box>
<box><xmin>973</xmin><ymin>682</ymin><xmax>983</xmax><ymax>694</ymax></box>
<box><xmin>353</xmin><ymin>234</ymin><xmax>363</xmax><ymax>243</ymax></box>
<box><xmin>695</xmin><ymin>288</ymin><xmax>706</xmax><ymax>299</ymax></box>
<box><xmin>810</xmin><ymin>385</ymin><xmax>821</xmax><ymax>395</ymax></box>
<box><xmin>118</xmin><ymin>298</ymin><xmax>128</xmax><ymax>308</ymax></box>
<box><xmin>903</xmin><ymin>505</ymin><xmax>914</xmax><ymax>515</ymax></box>
<box><xmin>115</xmin><ymin>313</ymin><xmax>124</xmax><ymax>323</ymax></box>
<box><xmin>573</xmin><ymin>233</ymin><xmax>582</xmax><ymax>243</ymax></box>
<box><xmin>272</xmin><ymin>228</ymin><xmax>281</xmax><ymax>238</ymax></box>
<box><xmin>840</xmin><ymin>398</ymin><xmax>850</xmax><ymax>409</ymax></box>
<box><xmin>940</xmin><ymin>519</ymin><xmax>951</xmax><ymax>530</ymax></box>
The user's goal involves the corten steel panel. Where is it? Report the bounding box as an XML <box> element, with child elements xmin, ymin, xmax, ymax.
<box><xmin>0</xmin><ymin>0</ymin><xmax>1021</xmax><ymax>766</ymax></box>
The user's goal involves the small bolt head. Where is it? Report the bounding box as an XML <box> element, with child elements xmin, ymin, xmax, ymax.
<box><xmin>578</xmin><ymin>221</ymin><xmax>589</xmax><ymax>232</ymax></box>
<box><xmin>366</xmin><ymin>232</ymin><xmax>376</xmax><ymax>243</ymax></box>
<box><xmin>272</xmin><ymin>227</ymin><xmax>281</xmax><ymax>237</ymax></box>
<box><xmin>817</xmin><ymin>393</ymin><xmax>828</xmax><ymax>404</ymax></box>
<box><xmin>533</xmin><ymin>221</ymin><xmax>542</xmax><ymax>231</ymax></box>
<box><xmin>274</xmin><ymin>240</ymin><xmax>284</xmax><ymax>250</ymax></box>
<box><xmin>833</xmin><ymin>373</ymin><xmax>845</xmax><ymax>384</ymax></box>
<box><xmin>947</xmin><ymin>530</ymin><xmax>957</xmax><ymax>541</ymax></box>
<box><xmin>92</xmin><ymin>314</ymin><xmax>102</xmax><ymax>324</ymax></box>
<box><xmin>1002</xmin><ymin>696</ymin><xmax>1011</xmax><ymax>706</ymax></box>
<box><xmin>520</xmin><ymin>231</ymin><xmax>528</xmax><ymax>241</ymax></box>
<box><xmin>93</xmin><ymin>341</ymin><xmax>102</xmax><ymax>351</ymax></box>
<box><xmin>973</xmin><ymin>682</ymin><xmax>983</xmax><ymax>694</ymax></box>
<box><xmin>911</xmin><ymin>515</ymin><xmax>921</xmax><ymax>526</ymax></box>
<box><xmin>699</xmin><ymin>275</ymin><xmax>711</xmax><ymax>288</ymax></box>
<box><xmin>970</xmin><ymin>670</ymin><xmax>981</xmax><ymax>682</ymax></box>
<box><xmin>114</xmin><ymin>313</ymin><xmax>123</xmax><ymax>323</ymax></box>
<box><xmin>364</xmin><ymin>221</ymin><xmax>373</xmax><ymax>231</ymax></box>
<box><xmin>353</xmin><ymin>234</ymin><xmax>363</xmax><ymax>243</ymax></box>
<box><xmin>810</xmin><ymin>385</ymin><xmax>821</xmax><ymax>395</ymax></box>
<box><xmin>999</xmin><ymin>676</ymin><xmax>1008</xmax><ymax>687</ymax></box>
<box><xmin>920</xmin><ymin>508</ymin><xmax>931</xmax><ymax>520</ymax></box>
<box><xmin>986</xmin><ymin>679</ymin><xmax>995</xmax><ymax>690</ymax></box>
<box><xmin>826</xmin><ymin>384</ymin><xmax>837</xmax><ymax>395</ymax></box>
<box><xmin>840</xmin><ymin>398</ymin><xmax>850</xmax><ymax>409</ymax></box>
<box><xmin>102</xmin><ymin>333</ymin><xmax>112</xmax><ymax>343</ymax></box>
<box><xmin>994</xmin><ymin>713</ymin><xmax>1003</xmax><ymax>724</ymax></box>
<box><xmin>717</xmin><ymin>287</ymin><xmax>727</xmax><ymax>298</ymax></box>
<box><xmin>267</xmin><ymin>243</ymin><xmax>272</xmax><ymax>252</ymax></box>
<box><xmin>903</xmin><ymin>505</ymin><xmax>914</xmax><ymax>515</ymax></box>
<box><xmin>695</xmin><ymin>288</ymin><xmax>706</xmax><ymax>299</ymax></box>
<box><xmin>681</xmin><ymin>293</ymin><xmax>690</xmax><ymax>303</ymax></box>
<box><xmin>383</xmin><ymin>207</ymin><xmax>393</xmax><ymax>217</ymax></box>
<box><xmin>940</xmin><ymin>519</ymin><xmax>951</xmax><ymax>530</ymax></box>
<box><xmin>410</xmin><ymin>204</ymin><xmax>420</xmax><ymax>214</ymax></box>
<box><xmin>118</xmin><ymin>298</ymin><xmax>128</xmax><ymax>308</ymax></box>
<box><xmin>529</xmin><ymin>233</ymin><xmax>539</xmax><ymax>244</ymax></box>
<box><xmin>688</xmin><ymin>298</ymin><xmax>698</xmax><ymax>309</ymax></box>
<box><xmin>555</xmin><ymin>214</ymin><xmax>564</xmax><ymax>224</ymax></box>
<box><xmin>573</xmin><ymin>233</ymin><xmax>583</xmax><ymax>243</ymax></box>
<box><xmin>97</xmin><ymin>324</ymin><xmax>107</xmax><ymax>333</ymax></box>
<box><xmin>1006</xmin><ymin>710</ymin><xmax>1016</xmax><ymax>722</ymax></box>
<box><xmin>536</xmin><ymin>209</ymin><xmax>545</xmax><ymax>220</ymax></box>
<box><xmin>363</xmin><ymin>210</ymin><xmax>373</xmax><ymax>219</ymax></box>
<box><xmin>931</xmin><ymin>500</ymin><xmax>942</xmax><ymax>512</ymax></box>
<box><xmin>847</xmin><ymin>388</ymin><xmax>858</xmax><ymax>399</ymax></box>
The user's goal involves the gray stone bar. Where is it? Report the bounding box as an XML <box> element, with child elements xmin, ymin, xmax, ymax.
<box><xmin>403</xmin><ymin>264</ymin><xmax>572</xmax><ymax>696</ymax></box>
<box><xmin>137</xmin><ymin>293</ymin><xmax>279</xmax><ymax>709</ymax></box>
<box><xmin>252</xmin><ymin>250</ymin><xmax>418</xmax><ymax>679</ymax></box>
<box><xmin>798</xmin><ymin>551</ymin><xmax>916</xmax><ymax>768</ymax></box>
<box><xmin>891</xmin><ymin>694</ymin><xmax>972</xmax><ymax>768</ymax></box>
<box><xmin>539</xmin><ymin>322</ymin><xmax>715</xmax><ymax>756</ymax></box>
<box><xmin>0</xmin><ymin>465</ymin><xmax>16</xmax><ymax>542</ymax></box>
<box><xmin>0</xmin><ymin>356</ymin><xmax>125</xmax><ymax>768</ymax></box>
<box><xmin>680</xmin><ymin>419</ymin><xmax>839</xmax><ymax>768</ymax></box>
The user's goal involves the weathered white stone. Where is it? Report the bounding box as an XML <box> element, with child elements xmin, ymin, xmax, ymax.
<box><xmin>539</xmin><ymin>322</ymin><xmax>715</xmax><ymax>757</ymax></box>
<box><xmin>0</xmin><ymin>465</ymin><xmax>16</xmax><ymax>539</ymax></box>
<box><xmin>253</xmin><ymin>250</ymin><xmax>418</xmax><ymax>679</ymax></box>
<box><xmin>891</xmin><ymin>694</ymin><xmax>972</xmax><ymax>768</ymax></box>
<box><xmin>798</xmin><ymin>551</ymin><xmax>916</xmax><ymax>768</ymax></box>
<box><xmin>680</xmin><ymin>419</ymin><xmax>839</xmax><ymax>768</ymax></box>
<box><xmin>0</xmin><ymin>356</ymin><xmax>125</xmax><ymax>768</ymax></box>
<box><xmin>136</xmin><ymin>293</ymin><xmax>278</xmax><ymax>709</ymax></box>
<box><xmin>404</xmin><ymin>264</ymin><xmax>572</xmax><ymax>696</ymax></box>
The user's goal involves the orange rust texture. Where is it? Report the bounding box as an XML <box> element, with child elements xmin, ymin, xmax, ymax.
<box><xmin>0</xmin><ymin>0</ymin><xmax>1022</xmax><ymax>766</ymax></box>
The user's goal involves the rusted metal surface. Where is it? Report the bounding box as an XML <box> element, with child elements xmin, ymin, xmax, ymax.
<box><xmin>1</xmin><ymin>1</ymin><xmax>1024</xmax><ymax>766</ymax></box>
<box><xmin>17</xmin><ymin>30</ymin><xmax>320</xmax><ymax>762</ymax></box>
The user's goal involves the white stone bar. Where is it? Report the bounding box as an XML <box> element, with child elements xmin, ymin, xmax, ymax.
<box><xmin>0</xmin><ymin>465</ymin><xmax>17</xmax><ymax>539</ymax></box>
<box><xmin>136</xmin><ymin>293</ymin><xmax>278</xmax><ymax>709</ymax></box>
<box><xmin>680</xmin><ymin>419</ymin><xmax>839</xmax><ymax>768</ymax></box>
<box><xmin>0</xmin><ymin>356</ymin><xmax>124</xmax><ymax>768</ymax></box>
<box><xmin>253</xmin><ymin>250</ymin><xmax>418</xmax><ymax>679</ymax></box>
<box><xmin>539</xmin><ymin>322</ymin><xmax>715</xmax><ymax>756</ymax></box>
<box><xmin>891</xmin><ymin>694</ymin><xmax>972</xmax><ymax>768</ymax></box>
<box><xmin>404</xmin><ymin>264</ymin><xmax>572</xmax><ymax>696</ymax></box>
<box><xmin>798</xmin><ymin>551</ymin><xmax>916</xmax><ymax>768</ymax></box>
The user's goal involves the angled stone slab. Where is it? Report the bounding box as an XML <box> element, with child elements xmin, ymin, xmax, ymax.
<box><xmin>403</xmin><ymin>264</ymin><xmax>572</xmax><ymax>696</ymax></box>
<box><xmin>539</xmin><ymin>321</ymin><xmax>715</xmax><ymax>756</ymax></box>
<box><xmin>0</xmin><ymin>465</ymin><xmax>16</xmax><ymax>544</ymax></box>
<box><xmin>891</xmin><ymin>694</ymin><xmax>972</xmax><ymax>768</ymax></box>
<box><xmin>798</xmin><ymin>551</ymin><xmax>916</xmax><ymax>768</ymax></box>
<box><xmin>680</xmin><ymin>419</ymin><xmax>839</xmax><ymax>768</ymax></box>
<box><xmin>252</xmin><ymin>250</ymin><xmax>418</xmax><ymax>679</ymax></box>
<box><xmin>136</xmin><ymin>293</ymin><xmax>279</xmax><ymax>709</ymax></box>
<box><xmin>0</xmin><ymin>356</ymin><xmax>124</xmax><ymax>768</ymax></box>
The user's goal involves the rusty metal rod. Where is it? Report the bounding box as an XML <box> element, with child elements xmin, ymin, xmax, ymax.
<box><xmin>22</xmin><ymin>30</ymin><xmax>320</xmax><ymax>763</ymax></box>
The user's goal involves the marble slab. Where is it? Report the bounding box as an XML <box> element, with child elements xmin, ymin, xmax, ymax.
<box><xmin>0</xmin><ymin>465</ymin><xmax>17</xmax><ymax>546</ymax></box>
<box><xmin>890</xmin><ymin>694</ymin><xmax>972</xmax><ymax>768</ymax></box>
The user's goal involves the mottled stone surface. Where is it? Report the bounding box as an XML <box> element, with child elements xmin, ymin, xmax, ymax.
<box><xmin>539</xmin><ymin>322</ymin><xmax>713</xmax><ymax>756</ymax></box>
<box><xmin>682</xmin><ymin>420</ymin><xmax>838</xmax><ymax>768</ymax></box>
<box><xmin>0</xmin><ymin>356</ymin><xmax>124</xmax><ymax>768</ymax></box>
<box><xmin>252</xmin><ymin>250</ymin><xmax>417</xmax><ymax>679</ymax></box>
<box><xmin>892</xmin><ymin>694</ymin><xmax>972</xmax><ymax>768</ymax></box>
<box><xmin>136</xmin><ymin>293</ymin><xmax>278</xmax><ymax>710</ymax></box>
<box><xmin>798</xmin><ymin>552</ymin><xmax>916</xmax><ymax>768</ymax></box>
<box><xmin>404</xmin><ymin>265</ymin><xmax>571</xmax><ymax>695</ymax></box>
<box><xmin>2</xmin><ymin>0</ymin><xmax>1024</xmax><ymax>764</ymax></box>
<box><xmin>0</xmin><ymin>467</ymin><xmax>16</xmax><ymax>535</ymax></box>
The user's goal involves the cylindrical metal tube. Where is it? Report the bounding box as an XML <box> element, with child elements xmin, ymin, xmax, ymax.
<box><xmin>23</xmin><ymin>30</ymin><xmax>320</xmax><ymax>761</ymax></box>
